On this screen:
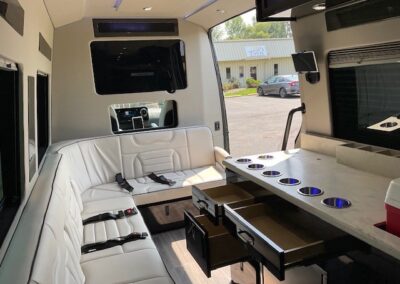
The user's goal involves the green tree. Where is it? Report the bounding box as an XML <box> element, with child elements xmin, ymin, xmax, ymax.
<box><xmin>267</xmin><ymin>22</ymin><xmax>290</xmax><ymax>38</ymax></box>
<box><xmin>211</xmin><ymin>25</ymin><xmax>224</xmax><ymax>41</ymax></box>
<box><xmin>225</xmin><ymin>17</ymin><xmax>248</xmax><ymax>40</ymax></box>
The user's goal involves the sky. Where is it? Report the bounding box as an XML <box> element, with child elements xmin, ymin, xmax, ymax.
<box><xmin>241</xmin><ymin>9</ymin><xmax>256</xmax><ymax>25</ymax></box>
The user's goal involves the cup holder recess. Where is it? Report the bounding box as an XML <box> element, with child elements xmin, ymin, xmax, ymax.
<box><xmin>380</xmin><ymin>122</ymin><xmax>398</xmax><ymax>128</ymax></box>
<box><xmin>236</xmin><ymin>158</ymin><xmax>252</xmax><ymax>164</ymax></box>
<box><xmin>322</xmin><ymin>197</ymin><xmax>351</xmax><ymax>209</ymax></box>
<box><xmin>258</xmin><ymin>154</ymin><xmax>274</xmax><ymax>160</ymax></box>
<box><xmin>262</xmin><ymin>170</ymin><xmax>282</xmax><ymax>177</ymax></box>
<box><xmin>247</xmin><ymin>164</ymin><xmax>265</xmax><ymax>170</ymax></box>
<box><xmin>278</xmin><ymin>178</ymin><xmax>301</xmax><ymax>186</ymax></box>
<box><xmin>298</xmin><ymin>187</ymin><xmax>324</xmax><ymax>196</ymax></box>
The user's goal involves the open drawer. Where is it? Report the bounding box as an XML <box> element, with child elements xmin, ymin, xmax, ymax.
<box><xmin>184</xmin><ymin>211</ymin><xmax>249</xmax><ymax>277</ymax></box>
<box><xmin>192</xmin><ymin>181</ymin><xmax>268</xmax><ymax>218</ymax></box>
<box><xmin>223</xmin><ymin>196</ymin><xmax>363</xmax><ymax>281</ymax></box>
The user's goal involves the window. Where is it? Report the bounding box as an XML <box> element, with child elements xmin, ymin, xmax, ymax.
<box><xmin>37</xmin><ymin>73</ymin><xmax>49</xmax><ymax>165</ymax></box>
<box><xmin>250</xmin><ymin>66</ymin><xmax>257</xmax><ymax>80</ymax></box>
<box><xmin>110</xmin><ymin>100</ymin><xmax>178</xmax><ymax>134</ymax></box>
<box><xmin>90</xmin><ymin>40</ymin><xmax>187</xmax><ymax>95</ymax></box>
<box><xmin>239</xmin><ymin>66</ymin><xmax>244</xmax><ymax>78</ymax></box>
<box><xmin>274</xmin><ymin>63</ymin><xmax>279</xmax><ymax>75</ymax></box>
<box><xmin>330</xmin><ymin>61</ymin><xmax>400</xmax><ymax>150</ymax></box>
<box><xmin>0</xmin><ymin>60</ymin><xmax>22</xmax><ymax>246</ymax></box>
<box><xmin>226</xmin><ymin>67</ymin><xmax>231</xmax><ymax>80</ymax></box>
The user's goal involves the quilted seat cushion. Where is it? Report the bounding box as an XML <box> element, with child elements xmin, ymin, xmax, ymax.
<box><xmin>81</xmin><ymin>165</ymin><xmax>226</xmax><ymax>203</ymax></box>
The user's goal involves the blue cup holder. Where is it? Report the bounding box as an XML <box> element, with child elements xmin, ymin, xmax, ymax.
<box><xmin>236</xmin><ymin>158</ymin><xmax>252</xmax><ymax>164</ymax></box>
<box><xmin>298</xmin><ymin>187</ymin><xmax>324</xmax><ymax>196</ymax></box>
<box><xmin>247</xmin><ymin>163</ymin><xmax>265</xmax><ymax>170</ymax></box>
<box><xmin>278</xmin><ymin>178</ymin><xmax>301</xmax><ymax>186</ymax></box>
<box><xmin>322</xmin><ymin>197</ymin><xmax>351</xmax><ymax>209</ymax></box>
<box><xmin>258</xmin><ymin>154</ymin><xmax>274</xmax><ymax>160</ymax></box>
<box><xmin>262</xmin><ymin>170</ymin><xmax>282</xmax><ymax>177</ymax></box>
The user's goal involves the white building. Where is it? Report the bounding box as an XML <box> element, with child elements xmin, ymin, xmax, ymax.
<box><xmin>214</xmin><ymin>38</ymin><xmax>296</xmax><ymax>87</ymax></box>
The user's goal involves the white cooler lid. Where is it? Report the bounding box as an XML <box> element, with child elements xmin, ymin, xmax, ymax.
<box><xmin>385</xmin><ymin>178</ymin><xmax>400</xmax><ymax>208</ymax></box>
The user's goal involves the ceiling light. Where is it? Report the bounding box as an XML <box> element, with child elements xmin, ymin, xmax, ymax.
<box><xmin>312</xmin><ymin>3</ymin><xmax>326</xmax><ymax>11</ymax></box>
<box><xmin>143</xmin><ymin>7</ymin><xmax>152</xmax><ymax>11</ymax></box>
<box><xmin>216</xmin><ymin>9</ymin><xmax>225</xmax><ymax>14</ymax></box>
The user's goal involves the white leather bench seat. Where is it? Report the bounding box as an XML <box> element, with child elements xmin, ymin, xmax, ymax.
<box><xmin>29</xmin><ymin>127</ymin><xmax>229</xmax><ymax>284</ymax></box>
<box><xmin>82</xmin><ymin>165</ymin><xmax>225</xmax><ymax>203</ymax></box>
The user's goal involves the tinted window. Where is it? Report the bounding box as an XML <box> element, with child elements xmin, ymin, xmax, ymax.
<box><xmin>0</xmin><ymin>63</ymin><xmax>22</xmax><ymax>246</ymax></box>
<box><xmin>330</xmin><ymin>62</ymin><xmax>400</xmax><ymax>149</ymax></box>
<box><xmin>91</xmin><ymin>40</ymin><xmax>187</xmax><ymax>95</ymax></box>
<box><xmin>37</xmin><ymin>73</ymin><xmax>49</xmax><ymax>165</ymax></box>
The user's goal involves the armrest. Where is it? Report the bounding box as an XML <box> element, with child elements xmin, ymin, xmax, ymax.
<box><xmin>214</xmin><ymin>146</ymin><xmax>232</xmax><ymax>168</ymax></box>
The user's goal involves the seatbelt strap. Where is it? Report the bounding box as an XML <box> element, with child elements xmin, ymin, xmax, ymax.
<box><xmin>115</xmin><ymin>173</ymin><xmax>134</xmax><ymax>192</ymax></box>
<box><xmin>82</xmin><ymin>208</ymin><xmax>138</xmax><ymax>226</ymax></box>
<box><xmin>81</xmin><ymin>232</ymin><xmax>149</xmax><ymax>254</ymax></box>
<box><xmin>148</xmin><ymin>172</ymin><xmax>176</xmax><ymax>186</ymax></box>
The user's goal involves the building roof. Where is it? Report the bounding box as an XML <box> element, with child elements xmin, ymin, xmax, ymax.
<box><xmin>214</xmin><ymin>38</ymin><xmax>295</xmax><ymax>62</ymax></box>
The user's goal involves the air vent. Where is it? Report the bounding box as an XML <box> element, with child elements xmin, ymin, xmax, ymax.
<box><xmin>326</xmin><ymin>0</ymin><xmax>400</xmax><ymax>31</ymax></box>
<box><xmin>0</xmin><ymin>0</ymin><xmax>24</xmax><ymax>36</ymax></box>
<box><xmin>329</xmin><ymin>41</ymin><xmax>400</xmax><ymax>68</ymax></box>
<box><xmin>93</xmin><ymin>19</ymin><xmax>179</xmax><ymax>37</ymax></box>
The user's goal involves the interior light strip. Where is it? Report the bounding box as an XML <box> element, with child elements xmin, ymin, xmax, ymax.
<box><xmin>184</xmin><ymin>0</ymin><xmax>218</xmax><ymax>19</ymax></box>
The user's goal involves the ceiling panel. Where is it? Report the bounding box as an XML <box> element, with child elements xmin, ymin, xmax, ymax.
<box><xmin>84</xmin><ymin>0</ymin><xmax>206</xmax><ymax>19</ymax></box>
<box><xmin>44</xmin><ymin>0</ymin><xmax>255</xmax><ymax>29</ymax></box>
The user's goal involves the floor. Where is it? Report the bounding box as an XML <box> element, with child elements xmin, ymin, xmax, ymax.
<box><xmin>153</xmin><ymin>229</ymin><xmax>232</xmax><ymax>284</ymax></box>
<box><xmin>225</xmin><ymin>94</ymin><xmax>302</xmax><ymax>157</ymax></box>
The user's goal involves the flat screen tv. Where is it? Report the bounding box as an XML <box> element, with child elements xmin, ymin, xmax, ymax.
<box><xmin>292</xmin><ymin>51</ymin><xmax>318</xmax><ymax>72</ymax></box>
<box><xmin>90</xmin><ymin>40</ymin><xmax>187</xmax><ymax>95</ymax></box>
<box><xmin>256</xmin><ymin>0</ymin><xmax>311</xmax><ymax>20</ymax></box>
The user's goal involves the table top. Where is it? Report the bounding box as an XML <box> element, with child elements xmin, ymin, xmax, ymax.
<box><xmin>223</xmin><ymin>149</ymin><xmax>400</xmax><ymax>260</ymax></box>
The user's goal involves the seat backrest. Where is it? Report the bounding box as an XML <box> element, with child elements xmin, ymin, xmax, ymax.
<box><xmin>30</xmin><ymin>158</ymin><xmax>85</xmax><ymax>284</ymax></box>
<box><xmin>58</xmin><ymin>126</ymin><xmax>216</xmax><ymax>192</ymax></box>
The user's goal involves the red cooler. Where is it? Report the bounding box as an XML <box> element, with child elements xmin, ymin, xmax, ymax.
<box><xmin>385</xmin><ymin>178</ymin><xmax>400</xmax><ymax>237</ymax></box>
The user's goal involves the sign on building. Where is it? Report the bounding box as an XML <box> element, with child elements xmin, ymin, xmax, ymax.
<box><xmin>245</xmin><ymin>46</ymin><xmax>268</xmax><ymax>58</ymax></box>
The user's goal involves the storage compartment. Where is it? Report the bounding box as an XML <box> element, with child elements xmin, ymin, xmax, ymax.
<box><xmin>192</xmin><ymin>181</ymin><xmax>268</xmax><ymax>218</ymax></box>
<box><xmin>140</xmin><ymin>197</ymin><xmax>199</xmax><ymax>234</ymax></box>
<box><xmin>224</xmin><ymin>196</ymin><xmax>362</xmax><ymax>280</ymax></box>
<box><xmin>184</xmin><ymin>211</ymin><xmax>249</xmax><ymax>277</ymax></box>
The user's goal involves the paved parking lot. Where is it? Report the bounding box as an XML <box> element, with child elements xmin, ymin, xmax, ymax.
<box><xmin>225</xmin><ymin>94</ymin><xmax>302</xmax><ymax>157</ymax></box>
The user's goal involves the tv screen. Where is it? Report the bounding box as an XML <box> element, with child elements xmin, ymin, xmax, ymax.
<box><xmin>256</xmin><ymin>0</ymin><xmax>311</xmax><ymax>20</ymax></box>
<box><xmin>292</xmin><ymin>51</ymin><xmax>318</xmax><ymax>72</ymax></box>
<box><xmin>90</xmin><ymin>40</ymin><xmax>187</xmax><ymax>95</ymax></box>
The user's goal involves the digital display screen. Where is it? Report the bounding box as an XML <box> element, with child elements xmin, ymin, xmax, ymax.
<box><xmin>292</xmin><ymin>51</ymin><xmax>318</xmax><ymax>72</ymax></box>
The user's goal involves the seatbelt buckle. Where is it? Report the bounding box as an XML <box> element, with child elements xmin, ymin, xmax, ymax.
<box><xmin>123</xmin><ymin>207</ymin><xmax>137</xmax><ymax>217</ymax></box>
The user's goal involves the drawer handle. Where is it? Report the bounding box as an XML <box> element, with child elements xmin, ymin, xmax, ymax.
<box><xmin>197</xmin><ymin>200</ymin><xmax>209</xmax><ymax>209</ymax></box>
<box><xmin>238</xmin><ymin>230</ymin><xmax>254</xmax><ymax>245</ymax></box>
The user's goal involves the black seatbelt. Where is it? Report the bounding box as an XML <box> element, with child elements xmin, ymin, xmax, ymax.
<box><xmin>82</xmin><ymin>208</ymin><xmax>138</xmax><ymax>226</ymax></box>
<box><xmin>81</xmin><ymin>232</ymin><xmax>149</xmax><ymax>254</ymax></box>
<box><xmin>115</xmin><ymin>173</ymin><xmax>134</xmax><ymax>192</ymax></box>
<box><xmin>148</xmin><ymin>172</ymin><xmax>176</xmax><ymax>186</ymax></box>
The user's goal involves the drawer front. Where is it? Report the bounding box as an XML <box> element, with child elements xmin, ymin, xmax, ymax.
<box><xmin>223</xmin><ymin>205</ymin><xmax>285</xmax><ymax>280</ymax></box>
<box><xmin>192</xmin><ymin>186</ymin><xmax>218</xmax><ymax>217</ymax></box>
<box><xmin>184</xmin><ymin>211</ymin><xmax>249</xmax><ymax>278</ymax></box>
<box><xmin>223</xmin><ymin>202</ymin><xmax>364</xmax><ymax>281</ymax></box>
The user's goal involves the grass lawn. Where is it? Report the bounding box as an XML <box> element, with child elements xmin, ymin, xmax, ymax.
<box><xmin>224</xmin><ymin>88</ymin><xmax>257</xmax><ymax>97</ymax></box>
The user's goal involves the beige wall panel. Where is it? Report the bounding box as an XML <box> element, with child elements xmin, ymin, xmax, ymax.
<box><xmin>51</xmin><ymin>19</ymin><xmax>224</xmax><ymax>147</ymax></box>
<box><xmin>292</xmin><ymin>14</ymin><xmax>400</xmax><ymax>136</ymax></box>
<box><xmin>0</xmin><ymin>0</ymin><xmax>53</xmax><ymax>259</ymax></box>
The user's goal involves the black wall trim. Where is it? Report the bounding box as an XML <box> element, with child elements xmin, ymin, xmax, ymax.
<box><xmin>93</xmin><ymin>19</ymin><xmax>179</xmax><ymax>37</ymax></box>
<box><xmin>38</xmin><ymin>33</ymin><xmax>51</xmax><ymax>61</ymax></box>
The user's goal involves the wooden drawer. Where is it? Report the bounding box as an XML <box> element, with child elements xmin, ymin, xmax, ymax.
<box><xmin>223</xmin><ymin>196</ymin><xmax>363</xmax><ymax>281</ymax></box>
<box><xmin>184</xmin><ymin>211</ymin><xmax>249</xmax><ymax>277</ymax></box>
<box><xmin>192</xmin><ymin>181</ymin><xmax>268</xmax><ymax>218</ymax></box>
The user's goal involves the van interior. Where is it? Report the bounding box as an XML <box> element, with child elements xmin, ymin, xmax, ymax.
<box><xmin>1</xmin><ymin>0</ymin><xmax>400</xmax><ymax>283</ymax></box>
